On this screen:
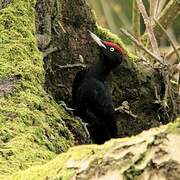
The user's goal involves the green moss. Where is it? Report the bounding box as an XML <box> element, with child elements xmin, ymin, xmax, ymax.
<box><xmin>0</xmin><ymin>0</ymin><xmax>74</xmax><ymax>177</ymax></box>
<box><xmin>3</xmin><ymin>123</ymin><xmax>173</xmax><ymax>179</ymax></box>
<box><xmin>167</xmin><ymin>118</ymin><xmax>180</xmax><ymax>134</ymax></box>
<box><xmin>6</xmin><ymin>144</ymin><xmax>100</xmax><ymax>180</ymax></box>
<box><xmin>2</xmin><ymin>119</ymin><xmax>178</xmax><ymax>179</ymax></box>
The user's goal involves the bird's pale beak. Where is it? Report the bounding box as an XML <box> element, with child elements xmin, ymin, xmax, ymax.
<box><xmin>89</xmin><ymin>31</ymin><xmax>106</xmax><ymax>49</ymax></box>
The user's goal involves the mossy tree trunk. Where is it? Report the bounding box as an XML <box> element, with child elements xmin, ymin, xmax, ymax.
<box><xmin>0</xmin><ymin>0</ymin><xmax>87</xmax><ymax>177</ymax></box>
<box><xmin>0</xmin><ymin>0</ymin><xmax>180</xmax><ymax>179</ymax></box>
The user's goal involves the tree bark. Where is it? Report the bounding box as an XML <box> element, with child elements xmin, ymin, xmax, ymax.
<box><xmin>0</xmin><ymin>0</ymin><xmax>179</xmax><ymax>178</ymax></box>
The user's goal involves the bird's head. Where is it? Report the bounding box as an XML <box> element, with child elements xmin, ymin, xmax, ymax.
<box><xmin>90</xmin><ymin>31</ymin><xmax>125</xmax><ymax>68</ymax></box>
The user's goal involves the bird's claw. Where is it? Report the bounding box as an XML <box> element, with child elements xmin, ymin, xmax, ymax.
<box><xmin>75</xmin><ymin>116</ymin><xmax>92</xmax><ymax>143</ymax></box>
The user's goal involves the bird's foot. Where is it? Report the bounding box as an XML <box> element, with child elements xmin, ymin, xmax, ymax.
<box><xmin>75</xmin><ymin>116</ymin><xmax>92</xmax><ymax>144</ymax></box>
<box><xmin>59</xmin><ymin>101</ymin><xmax>74</xmax><ymax>115</ymax></box>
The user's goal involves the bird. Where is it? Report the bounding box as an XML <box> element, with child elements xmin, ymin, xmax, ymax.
<box><xmin>72</xmin><ymin>31</ymin><xmax>125</xmax><ymax>144</ymax></box>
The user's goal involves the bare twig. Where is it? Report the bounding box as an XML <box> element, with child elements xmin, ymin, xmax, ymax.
<box><xmin>58</xmin><ymin>21</ymin><xmax>66</xmax><ymax>33</ymax></box>
<box><xmin>132</xmin><ymin>0</ymin><xmax>140</xmax><ymax>54</ymax></box>
<box><xmin>59</xmin><ymin>101</ymin><xmax>75</xmax><ymax>112</ymax></box>
<box><xmin>43</xmin><ymin>47</ymin><xmax>58</xmax><ymax>58</ymax></box>
<box><xmin>167</xmin><ymin>28</ymin><xmax>179</xmax><ymax>45</ymax></box>
<box><xmin>57</xmin><ymin>63</ymin><xmax>86</xmax><ymax>69</ymax></box>
<box><xmin>166</xmin><ymin>45</ymin><xmax>180</xmax><ymax>59</ymax></box>
<box><xmin>37</xmin><ymin>34</ymin><xmax>51</xmax><ymax>50</ymax></box>
<box><xmin>56</xmin><ymin>84</ymin><xmax>71</xmax><ymax>95</ymax></box>
<box><xmin>161</xmin><ymin>68</ymin><xmax>177</xmax><ymax>117</ymax></box>
<box><xmin>154</xmin><ymin>19</ymin><xmax>180</xmax><ymax>63</ymax></box>
<box><xmin>132</xmin><ymin>0</ymin><xmax>140</xmax><ymax>39</ymax></box>
<box><xmin>162</xmin><ymin>80</ymin><xmax>169</xmax><ymax>108</ymax></box>
<box><xmin>154</xmin><ymin>86</ymin><xmax>161</xmax><ymax>103</ymax></box>
<box><xmin>154</xmin><ymin>0</ymin><xmax>180</xmax><ymax>42</ymax></box>
<box><xmin>176</xmin><ymin>63</ymin><xmax>180</xmax><ymax>73</ymax></box>
<box><xmin>115</xmin><ymin>106</ymin><xmax>137</xmax><ymax>119</ymax></box>
<box><xmin>150</xmin><ymin>0</ymin><xmax>159</xmax><ymax>18</ymax></box>
<box><xmin>79</xmin><ymin>55</ymin><xmax>84</xmax><ymax>63</ymax></box>
<box><xmin>136</xmin><ymin>0</ymin><xmax>161</xmax><ymax>57</ymax></box>
<box><xmin>156</xmin><ymin>0</ymin><xmax>167</xmax><ymax>17</ymax></box>
<box><xmin>120</xmin><ymin>28</ymin><xmax>164</xmax><ymax>64</ymax></box>
<box><xmin>53</xmin><ymin>20</ymin><xmax>61</xmax><ymax>37</ymax></box>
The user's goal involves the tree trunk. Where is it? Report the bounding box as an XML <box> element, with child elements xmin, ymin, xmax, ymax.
<box><xmin>36</xmin><ymin>0</ymin><xmax>179</xmax><ymax>137</ymax></box>
<box><xmin>0</xmin><ymin>0</ymin><xmax>179</xmax><ymax>179</ymax></box>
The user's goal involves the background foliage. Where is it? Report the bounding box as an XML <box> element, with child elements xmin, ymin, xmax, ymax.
<box><xmin>88</xmin><ymin>0</ymin><xmax>179</xmax><ymax>46</ymax></box>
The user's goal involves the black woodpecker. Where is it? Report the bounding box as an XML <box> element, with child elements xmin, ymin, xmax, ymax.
<box><xmin>72</xmin><ymin>31</ymin><xmax>125</xmax><ymax>144</ymax></box>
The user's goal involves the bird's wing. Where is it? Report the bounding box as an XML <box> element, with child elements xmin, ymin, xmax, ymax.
<box><xmin>74</xmin><ymin>77</ymin><xmax>117</xmax><ymax>141</ymax></box>
<box><xmin>85</xmin><ymin>78</ymin><xmax>117</xmax><ymax>137</ymax></box>
<box><xmin>85</xmin><ymin>78</ymin><xmax>115</xmax><ymax>121</ymax></box>
<box><xmin>72</xmin><ymin>69</ymin><xmax>86</xmax><ymax>108</ymax></box>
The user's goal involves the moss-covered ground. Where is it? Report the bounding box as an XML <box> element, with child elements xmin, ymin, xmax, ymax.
<box><xmin>0</xmin><ymin>0</ymin><xmax>75</xmax><ymax>177</ymax></box>
<box><xmin>5</xmin><ymin>118</ymin><xmax>180</xmax><ymax>180</ymax></box>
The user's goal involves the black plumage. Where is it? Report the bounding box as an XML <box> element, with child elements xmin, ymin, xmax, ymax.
<box><xmin>72</xmin><ymin>32</ymin><xmax>125</xmax><ymax>144</ymax></box>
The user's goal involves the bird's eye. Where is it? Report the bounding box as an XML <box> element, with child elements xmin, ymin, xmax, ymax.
<box><xmin>110</xmin><ymin>47</ymin><xmax>114</xmax><ymax>52</ymax></box>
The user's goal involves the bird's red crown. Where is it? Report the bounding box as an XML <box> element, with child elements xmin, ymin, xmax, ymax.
<box><xmin>103</xmin><ymin>41</ymin><xmax>124</xmax><ymax>55</ymax></box>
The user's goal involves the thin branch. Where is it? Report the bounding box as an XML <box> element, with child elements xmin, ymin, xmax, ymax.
<box><xmin>168</xmin><ymin>28</ymin><xmax>179</xmax><ymax>45</ymax></box>
<box><xmin>115</xmin><ymin>106</ymin><xmax>138</xmax><ymax>119</ymax></box>
<box><xmin>37</xmin><ymin>34</ymin><xmax>51</xmax><ymax>50</ymax></box>
<box><xmin>132</xmin><ymin>0</ymin><xmax>140</xmax><ymax>39</ymax></box>
<box><xmin>150</xmin><ymin>0</ymin><xmax>159</xmax><ymax>18</ymax></box>
<box><xmin>43</xmin><ymin>47</ymin><xmax>58</xmax><ymax>58</ymax></box>
<box><xmin>120</xmin><ymin>28</ymin><xmax>164</xmax><ymax>64</ymax></box>
<box><xmin>154</xmin><ymin>0</ymin><xmax>180</xmax><ymax>42</ymax></box>
<box><xmin>58</xmin><ymin>21</ymin><xmax>66</xmax><ymax>33</ymax></box>
<box><xmin>132</xmin><ymin>0</ymin><xmax>141</xmax><ymax>55</ymax></box>
<box><xmin>156</xmin><ymin>0</ymin><xmax>167</xmax><ymax>17</ymax></box>
<box><xmin>136</xmin><ymin>0</ymin><xmax>161</xmax><ymax>57</ymax></box>
<box><xmin>56</xmin><ymin>84</ymin><xmax>71</xmax><ymax>96</ymax></box>
<box><xmin>166</xmin><ymin>45</ymin><xmax>180</xmax><ymax>60</ymax></box>
<box><xmin>56</xmin><ymin>63</ymin><xmax>86</xmax><ymax>70</ymax></box>
<box><xmin>154</xmin><ymin>19</ymin><xmax>180</xmax><ymax>63</ymax></box>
